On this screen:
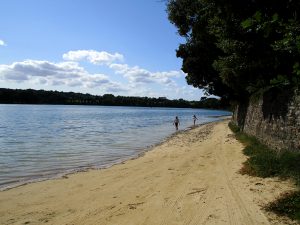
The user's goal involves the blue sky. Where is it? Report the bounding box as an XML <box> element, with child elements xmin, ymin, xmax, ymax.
<box><xmin>0</xmin><ymin>0</ymin><xmax>204</xmax><ymax>100</ymax></box>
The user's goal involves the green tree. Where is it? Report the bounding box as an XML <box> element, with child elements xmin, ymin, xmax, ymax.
<box><xmin>167</xmin><ymin>0</ymin><xmax>300</xmax><ymax>101</ymax></box>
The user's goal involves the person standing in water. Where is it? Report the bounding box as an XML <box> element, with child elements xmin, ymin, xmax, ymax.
<box><xmin>193</xmin><ymin>114</ymin><xmax>198</xmax><ymax>126</ymax></box>
<box><xmin>173</xmin><ymin>116</ymin><xmax>180</xmax><ymax>131</ymax></box>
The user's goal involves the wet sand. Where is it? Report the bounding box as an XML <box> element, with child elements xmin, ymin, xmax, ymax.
<box><xmin>0</xmin><ymin>120</ymin><xmax>297</xmax><ymax>225</ymax></box>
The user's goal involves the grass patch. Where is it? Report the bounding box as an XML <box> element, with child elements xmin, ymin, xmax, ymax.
<box><xmin>239</xmin><ymin>161</ymin><xmax>257</xmax><ymax>176</ymax></box>
<box><xmin>228</xmin><ymin>121</ymin><xmax>300</xmax><ymax>221</ymax></box>
<box><xmin>228</xmin><ymin>121</ymin><xmax>240</xmax><ymax>133</ymax></box>
<box><xmin>265</xmin><ymin>191</ymin><xmax>300</xmax><ymax>221</ymax></box>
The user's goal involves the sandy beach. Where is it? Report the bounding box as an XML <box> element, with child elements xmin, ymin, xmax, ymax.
<box><xmin>0</xmin><ymin>120</ymin><xmax>297</xmax><ymax>225</ymax></box>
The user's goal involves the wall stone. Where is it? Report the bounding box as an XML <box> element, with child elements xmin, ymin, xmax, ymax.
<box><xmin>232</xmin><ymin>88</ymin><xmax>300</xmax><ymax>152</ymax></box>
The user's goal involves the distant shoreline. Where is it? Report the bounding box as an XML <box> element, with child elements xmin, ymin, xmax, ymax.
<box><xmin>0</xmin><ymin>88</ymin><xmax>229</xmax><ymax>110</ymax></box>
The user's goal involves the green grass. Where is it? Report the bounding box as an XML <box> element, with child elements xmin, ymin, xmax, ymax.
<box><xmin>228</xmin><ymin>122</ymin><xmax>300</xmax><ymax>221</ymax></box>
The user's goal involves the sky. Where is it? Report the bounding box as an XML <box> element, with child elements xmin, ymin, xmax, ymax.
<box><xmin>0</xmin><ymin>0</ymin><xmax>204</xmax><ymax>100</ymax></box>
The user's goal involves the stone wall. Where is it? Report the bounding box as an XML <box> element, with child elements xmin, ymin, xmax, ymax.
<box><xmin>232</xmin><ymin>88</ymin><xmax>300</xmax><ymax>152</ymax></box>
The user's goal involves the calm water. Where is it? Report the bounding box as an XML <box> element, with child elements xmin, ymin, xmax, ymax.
<box><xmin>0</xmin><ymin>104</ymin><xmax>231</xmax><ymax>190</ymax></box>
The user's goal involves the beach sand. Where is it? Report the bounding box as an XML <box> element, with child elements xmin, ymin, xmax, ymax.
<box><xmin>0</xmin><ymin>120</ymin><xmax>297</xmax><ymax>225</ymax></box>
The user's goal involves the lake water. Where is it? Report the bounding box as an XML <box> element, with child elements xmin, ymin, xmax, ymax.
<box><xmin>0</xmin><ymin>104</ymin><xmax>231</xmax><ymax>190</ymax></box>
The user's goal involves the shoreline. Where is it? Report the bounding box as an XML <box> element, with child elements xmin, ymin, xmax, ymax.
<box><xmin>0</xmin><ymin>119</ymin><xmax>226</xmax><ymax>192</ymax></box>
<box><xmin>0</xmin><ymin>119</ymin><xmax>296</xmax><ymax>225</ymax></box>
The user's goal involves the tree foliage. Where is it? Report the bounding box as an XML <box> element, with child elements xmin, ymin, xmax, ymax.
<box><xmin>167</xmin><ymin>0</ymin><xmax>300</xmax><ymax>101</ymax></box>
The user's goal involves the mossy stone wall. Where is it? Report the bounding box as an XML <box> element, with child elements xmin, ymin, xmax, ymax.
<box><xmin>233</xmin><ymin>88</ymin><xmax>300</xmax><ymax>152</ymax></box>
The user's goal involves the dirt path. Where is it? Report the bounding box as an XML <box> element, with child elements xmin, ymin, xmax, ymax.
<box><xmin>0</xmin><ymin>120</ymin><xmax>297</xmax><ymax>225</ymax></box>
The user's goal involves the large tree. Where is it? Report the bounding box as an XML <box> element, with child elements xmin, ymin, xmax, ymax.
<box><xmin>167</xmin><ymin>0</ymin><xmax>300</xmax><ymax>101</ymax></box>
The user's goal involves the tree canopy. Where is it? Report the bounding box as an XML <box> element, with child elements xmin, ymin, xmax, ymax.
<box><xmin>167</xmin><ymin>0</ymin><xmax>300</xmax><ymax>101</ymax></box>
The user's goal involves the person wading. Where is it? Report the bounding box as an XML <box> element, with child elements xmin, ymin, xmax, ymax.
<box><xmin>173</xmin><ymin>116</ymin><xmax>180</xmax><ymax>131</ymax></box>
<box><xmin>193</xmin><ymin>114</ymin><xmax>198</xmax><ymax>126</ymax></box>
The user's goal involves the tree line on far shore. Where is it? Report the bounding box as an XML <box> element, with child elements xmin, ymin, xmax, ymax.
<box><xmin>0</xmin><ymin>88</ymin><xmax>229</xmax><ymax>109</ymax></box>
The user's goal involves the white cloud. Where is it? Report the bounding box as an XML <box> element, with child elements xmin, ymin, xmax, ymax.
<box><xmin>0</xmin><ymin>49</ymin><xmax>201</xmax><ymax>100</ymax></box>
<box><xmin>81</xmin><ymin>74</ymin><xmax>110</xmax><ymax>88</ymax></box>
<box><xmin>65</xmin><ymin>79</ymin><xmax>83</xmax><ymax>87</ymax></box>
<box><xmin>62</xmin><ymin>50</ymin><xmax>184</xmax><ymax>92</ymax></box>
<box><xmin>50</xmin><ymin>80</ymin><xmax>66</xmax><ymax>86</ymax></box>
<box><xmin>104</xmin><ymin>82</ymin><xmax>129</xmax><ymax>93</ymax></box>
<box><xmin>63</xmin><ymin>50</ymin><xmax>124</xmax><ymax>65</ymax></box>
<box><xmin>0</xmin><ymin>60</ymin><xmax>125</xmax><ymax>93</ymax></box>
<box><xmin>109</xmin><ymin>63</ymin><xmax>182</xmax><ymax>85</ymax></box>
<box><xmin>61</xmin><ymin>49</ymin><xmax>183</xmax><ymax>86</ymax></box>
<box><xmin>0</xmin><ymin>60</ymin><xmax>83</xmax><ymax>80</ymax></box>
<box><xmin>0</xmin><ymin>40</ymin><xmax>6</xmax><ymax>46</ymax></box>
